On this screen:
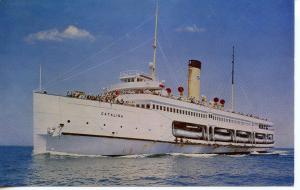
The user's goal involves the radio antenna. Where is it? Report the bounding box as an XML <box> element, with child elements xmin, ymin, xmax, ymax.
<box><xmin>39</xmin><ymin>64</ymin><xmax>42</xmax><ymax>92</ymax></box>
<box><xmin>231</xmin><ymin>46</ymin><xmax>235</xmax><ymax>111</ymax></box>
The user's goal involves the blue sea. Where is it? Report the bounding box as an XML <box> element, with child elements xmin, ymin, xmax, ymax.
<box><xmin>0</xmin><ymin>146</ymin><xmax>293</xmax><ymax>186</ymax></box>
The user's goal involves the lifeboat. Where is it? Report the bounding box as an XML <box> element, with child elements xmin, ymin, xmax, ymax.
<box><xmin>236</xmin><ymin>137</ymin><xmax>250</xmax><ymax>143</ymax></box>
<box><xmin>255</xmin><ymin>133</ymin><xmax>266</xmax><ymax>143</ymax></box>
<box><xmin>214</xmin><ymin>128</ymin><xmax>232</xmax><ymax>142</ymax></box>
<box><xmin>173</xmin><ymin>128</ymin><xmax>204</xmax><ymax>139</ymax></box>
<box><xmin>236</xmin><ymin>130</ymin><xmax>251</xmax><ymax>143</ymax></box>
<box><xmin>214</xmin><ymin>133</ymin><xmax>232</xmax><ymax>142</ymax></box>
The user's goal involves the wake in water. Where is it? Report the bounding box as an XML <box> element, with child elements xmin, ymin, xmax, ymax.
<box><xmin>44</xmin><ymin>149</ymin><xmax>290</xmax><ymax>159</ymax></box>
<box><xmin>117</xmin><ymin>153</ymin><xmax>217</xmax><ymax>158</ymax></box>
<box><xmin>250</xmin><ymin>150</ymin><xmax>289</xmax><ymax>156</ymax></box>
<box><xmin>46</xmin><ymin>151</ymin><xmax>109</xmax><ymax>158</ymax></box>
<box><xmin>168</xmin><ymin>153</ymin><xmax>218</xmax><ymax>158</ymax></box>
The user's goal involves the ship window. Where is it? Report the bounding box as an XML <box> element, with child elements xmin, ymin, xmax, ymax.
<box><xmin>167</xmin><ymin>107</ymin><xmax>169</xmax><ymax>112</ymax></box>
<box><xmin>176</xmin><ymin>109</ymin><xmax>179</xmax><ymax>113</ymax></box>
<box><xmin>156</xmin><ymin>105</ymin><xmax>159</xmax><ymax>110</ymax></box>
<box><xmin>141</xmin><ymin>104</ymin><xmax>145</xmax><ymax>108</ymax></box>
<box><xmin>67</xmin><ymin>120</ymin><xmax>70</xmax><ymax>123</ymax></box>
<box><xmin>146</xmin><ymin>104</ymin><xmax>150</xmax><ymax>109</ymax></box>
<box><xmin>136</xmin><ymin>104</ymin><xmax>140</xmax><ymax>108</ymax></box>
<box><xmin>160</xmin><ymin>106</ymin><xmax>162</xmax><ymax>110</ymax></box>
<box><xmin>152</xmin><ymin>104</ymin><xmax>155</xmax><ymax>109</ymax></box>
<box><xmin>163</xmin><ymin>106</ymin><xmax>166</xmax><ymax>111</ymax></box>
<box><xmin>209</xmin><ymin>114</ymin><xmax>212</xmax><ymax>118</ymax></box>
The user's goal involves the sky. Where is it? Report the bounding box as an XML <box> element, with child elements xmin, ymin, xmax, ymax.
<box><xmin>0</xmin><ymin>0</ymin><xmax>294</xmax><ymax>147</ymax></box>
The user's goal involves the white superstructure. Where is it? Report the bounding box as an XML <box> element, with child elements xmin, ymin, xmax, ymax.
<box><xmin>33</xmin><ymin>3</ymin><xmax>274</xmax><ymax>156</ymax></box>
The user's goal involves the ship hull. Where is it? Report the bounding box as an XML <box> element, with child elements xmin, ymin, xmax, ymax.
<box><xmin>33</xmin><ymin>93</ymin><xmax>274</xmax><ymax>156</ymax></box>
<box><xmin>44</xmin><ymin>134</ymin><xmax>270</xmax><ymax>156</ymax></box>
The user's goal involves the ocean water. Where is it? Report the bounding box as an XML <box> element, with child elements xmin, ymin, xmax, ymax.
<box><xmin>0</xmin><ymin>146</ymin><xmax>293</xmax><ymax>186</ymax></box>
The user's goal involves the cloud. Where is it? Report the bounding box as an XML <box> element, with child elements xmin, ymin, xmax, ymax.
<box><xmin>25</xmin><ymin>25</ymin><xmax>95</xmax><ymax>43</ymax></box>
<box><xmin>175</xmin><ymin>24</ymin><xmax>206</xmax><ymax>33</ymax></box>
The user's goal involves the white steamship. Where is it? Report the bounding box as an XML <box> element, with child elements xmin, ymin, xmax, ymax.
<box><xmin>33</xmin><ymin>4</ymin><xmax>274</xmax><ymax>156</ymax></box>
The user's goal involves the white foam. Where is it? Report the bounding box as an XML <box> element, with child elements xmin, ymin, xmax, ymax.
<box><xmin>169</xmin><ymin>153</ymin><xmax>218</xmax><ymax>158</ymax></box>
<box><xmin>48</xmin><ymin>151</ymin><xmax>108</xmax><ymax>158</ymax></box>
<box><xmin>119</xmin><ymin>154</ymin><xmax>151</xmax><ymax>158</ymax></box>
<box><xmin>250</xmin><ymin>150</ymin><xmax>290</xmax><ymax>156</ymax></box>
<box><xmin>227</xmin><ymin>154</ymin><xmax>247</xmax><ymax>157</ymax></box>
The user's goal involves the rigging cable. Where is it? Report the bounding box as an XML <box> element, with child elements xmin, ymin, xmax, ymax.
<box><xmin>45</xmin><ymin>37</ymin><xmax>153</xmax><ymax>88</ymax></box>
<box><xmin>158</xmin><ymin>22</ymin><xmax>186</xmax><ymax>85</ymax></box>
<box><xmin>44</xmin><ymin>16</ymin><xmax>154</xmax><ymax>88</ymax></box>
<box><xmin>157</xmin><ymin>40</ymin><xmax>180</xmax><ymax>87</ymax></box>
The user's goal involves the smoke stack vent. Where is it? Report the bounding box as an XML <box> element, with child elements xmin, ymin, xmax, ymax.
<box><xmin>178</xmin><ymin>86</ymin><xmax>184</xmax><ymax>96</ymax></box>
<box><xmin>188</xmin><ymin>60</ymin><xmax>202</xmax><ymax>101</ymax></box>
<box><xmin>166</xmin><ymin>88</ymin><xmax>172</xmax><ymax>96</ymax></box>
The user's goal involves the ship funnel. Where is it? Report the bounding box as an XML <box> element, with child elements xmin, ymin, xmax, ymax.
<box><xmin>188</xmin><ymin>60</ymin><xmax>201</xmax><ymax>101</ymax></box>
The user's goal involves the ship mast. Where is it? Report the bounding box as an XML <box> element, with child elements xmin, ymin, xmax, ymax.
<box><xmin>231</xmin><ymin>46</ymin><xmax>235</xmax><ymax>111</ymax></box>
<box><xmin>151</xmin><ymin>0</ymin><xmax>159</xmax><ymax>80</ymax></box>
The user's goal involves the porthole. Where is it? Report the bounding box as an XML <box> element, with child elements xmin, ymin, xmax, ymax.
<box><xmin>67</xmin><ymin>120</ymin><xmax>70</xmax><ymax>123</ymax></box>
<box><xmin>86</xmin><ymin>122</ymin><xmax>89</xmax><ymax>125</ymax></box>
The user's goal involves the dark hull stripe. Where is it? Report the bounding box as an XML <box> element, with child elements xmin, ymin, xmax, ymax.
<box><xmin>61</xmin><ymin>132</ymin><xmax>273</xmax><ymax>148</ymax></box>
